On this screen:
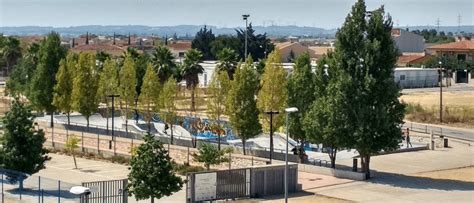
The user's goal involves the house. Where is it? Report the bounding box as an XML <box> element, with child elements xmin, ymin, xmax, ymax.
<box><xmin>275</xmin><ymin>41</ymin><xmax>316</xmax><ymax>63</ymax></box>
<box><xmin>308</xmin><ymin>46</ymin><xmax>334</xmax><ymax>60</ymax></box>
<box><xmin>392</xmin><ymin>29</ymin><xmax>425</xmax><ymax>54</ymax></box>
<box><xmin>427</xmin><ymin>40</ymin><xmax>474</xmax><ymax>84</ymax></box>
<box><xmin>427</xmin><ymin>40</ymin><xmax>474</xmax><ymax>62</ymax></box>
<box><xmin>167</xmin><ymin>41</ymin><xmax>192</xmax><ymax>58</ymax></box>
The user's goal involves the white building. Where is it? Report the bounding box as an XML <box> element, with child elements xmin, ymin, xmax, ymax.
<box><xmin>394</xmin><ymin>67</ymin><xmax>439</xmax><ymax>89</ymax></box>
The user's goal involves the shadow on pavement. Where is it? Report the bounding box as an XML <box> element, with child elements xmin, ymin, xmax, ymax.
<box><xmin>368</xmin><ymin>170</ymin><xmax>474</xmax><ymax>191</ymax></box>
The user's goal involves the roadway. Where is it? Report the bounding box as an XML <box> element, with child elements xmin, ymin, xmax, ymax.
<box><xmin>403</xmin><ymin>121</ymin><xmax>474</xmax><ymax>142</ymax></box>
<box><xmin>401</xmin><ymin>83</ymin><xmax>474</xmax><ymax>94</ymax></box>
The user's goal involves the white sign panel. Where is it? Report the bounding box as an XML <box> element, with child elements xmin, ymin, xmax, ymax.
<box><xmin>194</xmin><ymin>172</ymin><xmax>217</xmax><ymax>201</ymax></box>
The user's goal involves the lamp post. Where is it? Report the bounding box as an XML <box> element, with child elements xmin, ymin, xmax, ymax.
<box><xmin>284</xmin><ymin>107</ymin><xmax>298</xmax><ymax>203</ymax></box>
<box><xmin>264</xmin><ymin>111</ymin><xmax>280</xmax><ymax>164</ymax></box>
<box><xmin>108</xmin><ymin>94</ymin><xmax>120</xmax><ymax>156</ymax></box>
<box><xmin>438</xmin><ymin>61</ymin><xmax>443</xmax><ymax>123</ymax></box>
<box><xmin>242</xmin><ymin>14</ymin><xmax>250</xmax><ymax>58</ymax></box>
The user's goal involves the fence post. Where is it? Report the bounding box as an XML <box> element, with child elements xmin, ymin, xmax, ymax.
<box><xmin>229</xmin><ymin>153</ymin><xmax>232</xmax><ymax>169</ymax></box>
<box><xmin>425</xmin><ymin>125</ymin><xmax>428</xmax><ymax>133</ymax></box>
<box><xmin>187</xmin><ymin>147</ymin><xmax>190</xmax><ymax>165</ymax></box>
<box><xmin>58</xmin><ymin>180</ymin><xmax>60</xmax><ymax>203</ymax></box>
<box><xmin>41</xmin><ymin>189</ymin><xmax>44</xmax><ymax>203</ymax></box>
<box><xmin>82</xmin><ymin>131</ymin><xmax>85</xmax><ymax>153</ymax></box>
<box><xmin>97</xmin><ymin>132</ymin><xmax>100</xmax><ymax>154</ymax></box>
<box><xmin>38</xmin><ymin>176</ymin><xmax>41</xmax><ymax>203</ymax></box>
<box><xmin>1</xmin><ymin>173</ymin><xmax>3</xmax><ymax>203</ymax></box>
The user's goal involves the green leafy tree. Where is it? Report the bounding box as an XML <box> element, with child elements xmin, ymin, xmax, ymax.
<box><xmin>287</xmin><ymin>52</ymin><xmax>315</xmax><ymax>161</ymax></box>
<box><xmin>159</xmin><ymin>77</ymin><xmax>178</xmax><ymax>144</ymax></box>
<box><xmin>191</xmin><ymin>26</ymin><xmax>216</xmax><ymax>60</ymax></box>
<box><xmin>96</xmin><ymin>51</ymin><xmax>111</xmax><ymax>71</ymax></box>
<box><xmin>333</xmin><ymin>0</ymin><xmax>405</xmax><ymax>178</ymax></box>
<box><xmin>257</xmin><ymin>50</ymin><xmax>287</xmax><ymax>157</ymax></box>
<box><xmin>6</xmin><ymin>42</ymin><xmax>41</xmax><ymax>98</ymax></box>
<box><xmin>72</xmin><ymin>53</ymin><xmax>100</xmax><ymax>128</ymax></box>
<box><xmin>53</xmin><ymin>53</ymin><xmax>77</xmax><ymax>125</ymax></box>
<box><xmin>139</xmin><ymin>63</ymin><xmax>161</xmax><ymax>133</ymax></box>
<box><xmin>0</xmin><ymin>98</ymin><xmax>47</xmax><ymax>181</ymax></box>
<box><xmin>65</xmin><ymin>135</ymin><xmax>80</xmax><ymax>169</ymax></box>
<box><xmin>193</xmin><ymin>143</ymin><xmax>231</xmax><ymax>170</ymax></box>
<box><xmin>152</xmin><ymin>46</ymin><xmax>179</xmax><ymax>84</ymax></box>
<box><xmin>207</xmin><ymin>70</ymin><xmax>231</xmax><ymax>150</ymax></box>
<box><xmin>181</xmin><ymin>49</ymin><xmax>204</xmax><ymax>112</ymax></box>
<box><xmin>227</xmin><ymin>57</ymin><xmax>262</xmax><ymax>155</ymax></box>
<box><xmin>29</xmin><ymin>32</ymin><xmax>67</xmax><ymax>127</ymax></box>
<box><xmin>236</xmin><ymin>24</ymin><xmax>274</xmax><ymax>60</ymax></box>
<box><xmin>127</xmin><ymin>133</ymin><xmax>183</xmax><ymax>203</ymax></box>
<box><xmin>98</xmin><ymin>58</ymin><xmax>119</xmax><ymax>134</ymax></box>
<box><xmin>216</xmin><ymin>48</ymin><xmax>239</xmax><ymax>80</ymax></box>
<box><xmin>304</xmin><ymin>55</ymin><xmax>352</xmax><ymax>168</ymax></box>
<box><xmin>119</xmin><ymin>54</ymin><xmax>137</xmax><ymax>135</ymax></box>
<box><xmin>0</xmin><ymin>36</ymin><xmax>22</xmax><ymax>76</ymax></box>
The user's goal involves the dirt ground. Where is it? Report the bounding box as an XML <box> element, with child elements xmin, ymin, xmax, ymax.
<box><xmin>400</xmin><ymin>91</ymin><xmax>474</xmax><ymax>108</ymax></box>
<box><xmin>413</xmin><ymin>166</ymin><xmax>474</xmax><ymax>182</ymax></box>
<box><xmin>230</xmin><ymin>194</ymin><xmax>352</xmax><ymax>203</ymax></box>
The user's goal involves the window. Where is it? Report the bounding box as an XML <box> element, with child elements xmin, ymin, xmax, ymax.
<box><xmin>457</xmin><ymin>54</ymin><xmax>466</xmax><ymax>61</ymax></box>
<box><xmin>178</xmin><ymin>52</ymin><xmax>185</xmax><ymax>58</ymax></box>
<box><xmin>400</xmin><ymin>75</ymin><xmax>406</xmax><ymax>81</ymax></box>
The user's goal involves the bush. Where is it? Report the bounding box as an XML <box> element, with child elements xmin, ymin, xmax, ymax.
<box><xmin>172</xmin><ymin>162</ymin><xmax>206</xmax><ymax>175</ymax></box>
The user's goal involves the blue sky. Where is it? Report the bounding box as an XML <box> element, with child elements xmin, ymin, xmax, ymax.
<box><xmin>1</xmin><ymin>0</ymin><xmax>472</xmax><ymax>28</ymax></box>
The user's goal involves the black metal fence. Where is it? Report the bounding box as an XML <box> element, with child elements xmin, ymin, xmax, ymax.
<box><xmin>81</xmin><ymin>179</ymin><xmax>128</xmax><ymax>203</ymax></box>
<box><xmin>0</xmin><ymin>168</ymin><xmax>79</xmax><ymax>203</ymax></box>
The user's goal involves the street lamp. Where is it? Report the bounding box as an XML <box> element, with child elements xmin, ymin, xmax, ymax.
<box><xmin>264</xmin><ymin>111</ymin><xmax>280</xmax><ymax>164</ymax></box>
<box><xmin>438</xmin><ymin>61</ymin><xmax>443</xmax><ymax>123</ymax></box>
<box><xmin>108</xmin><ymin>94</ymin><xmax>120</xmax><ymax>156</ymax></box>
<box><xmin>242</xmin><ymin>14</ymin><xmax>250</xmax><ymax>58</ymax></box>
<box><xmin>323</xmin><ymin>64</ymin><xmax>329</xmax><ymax>76</ymax></box>
<box><xmin>284</xmin><ymin>107</ymin><xmax>298</xmax><ymax>203</ymax></box>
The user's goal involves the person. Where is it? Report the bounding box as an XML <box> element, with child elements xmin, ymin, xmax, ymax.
<box><xmin>406</xmin><ymin>127</ymin><xmax>412</xmax><ymax>148</ymax></box>
<box><xmin>164</xmin><ymin>123</ymin><xmax>169</xmax><ymax>135</ymax></box>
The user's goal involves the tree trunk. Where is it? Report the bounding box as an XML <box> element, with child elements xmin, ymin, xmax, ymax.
<box><xmin>86</xmin><ymin>117</ymin><xmax>90</xmax><ymax>131</ymax></box>
<box><xmin>191</xmin><ymin>85</ymin><xmax>195</xmax><ymax>112</ymax></box>
<box><xmin>67</xmin><ymin>112</ymin><xmax>70</xmax><ymax>126</ymax></box>
<box><xmin>171</xmin><ymin>123</ymin><xmax>174</xmax><ymax>145</ymax></box>
<box><xmin>73</xmin><ymin>154</ymin><xmax>77</xmax><ymax>169</ymax></box>
<box><xmin>151</xmin><ymin>196</ymin><xmax>154</xmax><ymax>203</ymax></box>
<box><xmin>125</xmin><ymin>105</ymin><xmax>129</xmax><ymax>136</ymax></box>
<box><xmin>147</xmin><ymin>102</ymin><xmax>151</xmax><ymax>134</ymax></box>
<box><xmin>360</xmin><ymin>155</ymin><xmax>371</xmax><ymax>179</ymax></box>
<box><xmin>242</xmin><ymin>139</ymin><xmax>246</xmax><ymax>155</ymax></box>
<box><xmin>299</xmin><ymin>141</ymin><xmax>305</xmax><ymax>163</ymax></box>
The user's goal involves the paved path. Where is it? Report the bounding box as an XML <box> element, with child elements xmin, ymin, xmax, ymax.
<box><xmin>404</xmin><ymin>121</ymin><xmax>474</xmax><ymax>141</ymax></box>
<box><xmin>402</xmin><ymin>84</ymin><xmax>474</xmax><ymax>94</ymax></box>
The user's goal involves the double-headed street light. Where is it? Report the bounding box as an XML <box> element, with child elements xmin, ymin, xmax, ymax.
<box><xmin>284</xmin><ymin>107</ymin><xmax>298</xmax><ymax>203</ymax></box>
<box><xmin>242</xmin><ymin>14</ymin><xmax>250</xmax><ymax>58</ymax></box>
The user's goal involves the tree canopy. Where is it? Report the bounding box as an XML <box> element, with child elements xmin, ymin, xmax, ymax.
<box><xmin>192</xmin><ymin>26</ymin><xmax>216</xmax><ymax>60</ymax></box>
<box><xmin>127</xmin><ymin>133</ymin><xmax>183</xmax><ymax>202</ymax></box>
<box><xmin>236</xmin><ymin>24</ymin><xmax>274</xmax><ymax>60</ymax></box>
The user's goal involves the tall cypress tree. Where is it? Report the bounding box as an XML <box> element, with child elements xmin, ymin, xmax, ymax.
<box><xmin>29</xmin><ymin>32</ymin><xmax>66</xmax><ymax>127</ymax></box>
<box><xmin>191</xmin><ymin>26</ymin><xmax>216</xmax><ymax>60</ymax></box>
<box><xmin>333</xmin><ymin>0</ymin><xmax>404</xmax><ymax>178</ymax></box>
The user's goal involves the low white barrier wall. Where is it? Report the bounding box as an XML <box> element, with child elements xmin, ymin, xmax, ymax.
<box><xmin>298</xmin><ymin>164</ymin><xmax>366</xmax><ymax>181</ymax></box>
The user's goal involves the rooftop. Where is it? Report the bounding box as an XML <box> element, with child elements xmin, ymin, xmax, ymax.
<box><xmin>427</xmin><ymin>40</ymin><xmax>474</xmax><ymax>51</ymax></box>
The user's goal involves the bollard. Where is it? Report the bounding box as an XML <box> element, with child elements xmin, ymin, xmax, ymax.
<box><xmin>352</xmin><ymin>158</ymin><xmax>358</xmax><ymax>172</ymax></box>
<box><xmin>81</xmin><ymin>131</ymin><xmax>85</xmax><ymax>153</ymax></box>
<box><xmin>430</xmin><ymin>130</ymin><xmax>434</xmax><ymax>150</ymax></box>
<box><xmin>444</xmin><ymin>138</ymin><xmax>449</xmax><ymax>148</ymax></box>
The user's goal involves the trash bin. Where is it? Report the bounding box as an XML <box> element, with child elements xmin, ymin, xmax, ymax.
<box><xmin>444</xmin><ymin>138</ymin><xmax>448</xmax><ymax>148</ymax></box>
<box><xmin>352</xmin><ymin>158</ymin><xmax>358</xmax><ymax>172</ymax></box>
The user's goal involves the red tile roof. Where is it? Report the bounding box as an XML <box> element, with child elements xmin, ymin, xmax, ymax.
<box><xmin>397</xmin><ymin>55</ymin><xmax>430</xmax><ymax>66</ymax></box>
<box><xmin>427</xmin><ymin>40</ymin><xmax>474</xmax><ymax>51</ymax></box>
<box><xmin>168</xmin><ymin>42</ymin><xmax>192</xmax><ymax>50</ymax></box>
<box><xmin>71</xmin><ymin>44</ymin><xmax>125</xmax><ymax>56</ymax></box>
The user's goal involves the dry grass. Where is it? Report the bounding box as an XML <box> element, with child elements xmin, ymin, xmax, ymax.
<box><xmin>413</xmin><ymin>166</ymin><xmax>474</xmax><ymax>182</ymax></box>
<box><xmin>401</xmin><ymin>91</ymin><xmax>474</xmax><ymax>128</ymax></box>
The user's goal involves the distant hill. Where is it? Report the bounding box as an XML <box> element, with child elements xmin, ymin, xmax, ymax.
<box><xmin>1</xmin><ymin>25</ymin><xmax>472</xmax><ymax>38</ymax></box>
<box><xmin>0</xmin><ymin>25</ymin><xmax>336</xmax><ymax>38</ymax></box>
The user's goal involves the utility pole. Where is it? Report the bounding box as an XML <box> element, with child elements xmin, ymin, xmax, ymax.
<box><xmin>436</xmin><ymin>18</ymin><xmax>441</xmax><ymax>32</ymax></box>
<box><xmin>438</xmin><ymin>62</ymin><xmax>443</xmax><ymax>123</ymax></box>
<box><xmin>242</xmin><ymin>14</ymin><xmax>250</xmax><ymax>58</ymax></box>
<box><xmin>457</xmin><ymin>14</ymin><xmax>462</xmax><ymax>34</ymax></box>
<box><xmin>108</xmin><ymin>94</ymin><xmax>120</xmax><ymax>155</ymax></box>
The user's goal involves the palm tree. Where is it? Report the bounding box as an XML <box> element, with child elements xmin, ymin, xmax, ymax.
<box><xmin>216</xmin><ymin>48</ymin><xmax>238</xmax><ymax>80</ymax></box>
<box><xmin>0</xmin><ymin>37</ymin><xmax>22</xmax><ymax>76</ymax></box>
<box><xmin>181</xmin><ymin>49</ymin><xmax>204</xmax><ymax>112</ymax></box>
<box><xmin>151</xmin><ymin>46</ymin><xmax>179</xmax><ymax>84</ymax></box>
